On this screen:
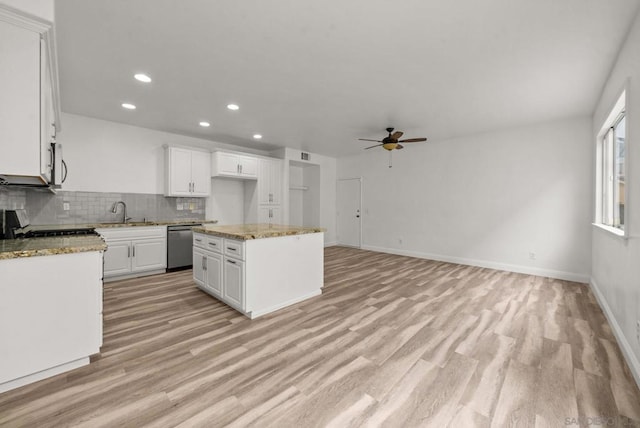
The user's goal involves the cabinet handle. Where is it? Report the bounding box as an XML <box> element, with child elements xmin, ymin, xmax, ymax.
<box><xmin>209</xmin><ymin>242</ymin><xmax>217</xmax><ymax>247</ymax></box>
<box><xmin>48</xmin><ymin>147</ymin><xmax>53</xmax><ymax>168</ymax></box>
<box><xmin>240</xmin><ymin>164</ymin><xmax>243</xmax><ymax>174</ymax></box>
<box><xmin>269</xmin><ymin>208</ymin><xmax>273</xmax><ymax>218</ymax></box>
<box><xmin>227</xmin><ymin>247</ymin><xmax>236</xmax><ymax>252</ymax></box>
<box><xmin>227</xmin><ymin>259</ymin><xmax>237</xmax><ymax>265</ymax></box>
<box><xmin>127</xmin><ymin>246</ymin><xmax>130</xmax><ymax>258</ymax></box>
<box><xmin>202</xmin><ymin>256</ymin><xmax>207</xmax><ymax>271</ymax></box>
<box><xmin>195</xmin><ymin>238</ymin><xmax>203</xmax><ymax>242</ymax></box>
<box><xmin>237</xmin><ymin>164</ymin><xmax>240</xmax><ymax>174</ymax></box>
<box><xmin>132</xmin><ymin>246</ymin><xmax>135</xmax><ymax>257</ymax></box>
<box><xmin>269</xmin><ymin>193</ymin><xmax>273</xmax><ymax>203</ymax></box>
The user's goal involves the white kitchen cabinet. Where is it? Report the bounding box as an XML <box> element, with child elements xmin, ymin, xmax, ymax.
<box><xmin>0</xmin><ymin>8</ymin><xmax>59</xmax><ymax>184</ymax></box>
<box><xmin>193</xmin><ymin>247</ymin><xmax>223</xmax><ymax>298</ymax></box>
<box><xmin>211</xmin><ymin>152</ymin><xmax>258</xmax><ymax>179</ymax></box>
<box><xmin>97</xmin><ymin>226</ymin><xmax>167</xmax><ymax>281</ymax></box>
<box><xmin>165</xmin><ymin>146</ymin><xmax>211</xmax><ymax>197</ymax></box>
<box><xmin>223</xmin><ymin>256</ymin><xmax>244</xmax><ymax>308</ymax></box>
<box><xmin>258</xmin><ymin>158</ymin><xmax>283</xmax><ymax>205</ymax></box>
<box><xmin>258</xmin><ymin>205</ymin><xmax>282</xmax><ymax>224</ymax></box>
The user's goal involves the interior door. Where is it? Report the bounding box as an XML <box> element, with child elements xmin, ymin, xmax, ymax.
<box><xmin>337</xmin><ymin>178</ymin><xmax>362</xmax><ymax>248</ymax></box>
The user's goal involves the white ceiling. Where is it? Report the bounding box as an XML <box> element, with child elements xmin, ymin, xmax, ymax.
<box><xmin>55</xmin><ymin>0</ymin><xmax>639</xmax><ymax>157</ymax></box>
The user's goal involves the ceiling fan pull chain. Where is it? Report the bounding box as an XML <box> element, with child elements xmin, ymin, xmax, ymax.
<box><xmin>389</xmin><ymin>151</ymin><xmax>393</xmax><ymax>168</ymax></box>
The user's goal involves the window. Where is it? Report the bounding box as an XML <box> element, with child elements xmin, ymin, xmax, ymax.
<box><xmin>597</xmin><ymin>91</ymin><xmax>626</xmax><ymax>233</ymax></box>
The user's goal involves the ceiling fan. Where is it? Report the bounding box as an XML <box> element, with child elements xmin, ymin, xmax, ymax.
<box><xmin>358</xmin><ymin>127</ymin><xmax>427</xmax><ymax>151</ymax></box>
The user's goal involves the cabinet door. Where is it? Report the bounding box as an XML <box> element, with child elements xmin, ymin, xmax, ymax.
<box><xmin>270</xmin><ymin>206</ymin><xmax>282</xmax><ymax>224</ymax></box>
<box><xmin>258</xmin><ymin>206</ymin><xmax>271</xmax><ymax>224</ymax></box>
<box><xmin>103</xmin><ymin>241</ymin><xmax>131</xmax><ymax>277</ymax></box>
<box><xmin>40</xmin><ymin>38</ymin><xmax>54</xmax><ymax>182</ymax></box>
<box><xmin>239</xmin><ymin>156</ymin><xmax>257</xmax><ymax>178</ymax></box>
<box><xmin>131</xmin><ymin>238</ymin><xmax>166</xmax><ymax>272</ymax></box>
<box><xmin>257</xmin><ymin>159</ymin><xmax>270</xmax><ymax>204</ymax></box>
<box><xmin>223</xmin><ymin>257</ymin><xmax>244</xmax><ymax>309</ymax></box>
<box><xmin>205</xmin><ymin>252</ymin><xmax>223</xmax><ymax>297</ymax></box>
<box><xmin>270</xmin><ymin>160</ymin><xmax>282</xmax><ymax>204</ymax></box>
<box><xmin>168</xmin><ymin>147</ymin><xmax>193</xmax><ymax>196</ymax></box>
<box><xmin>0</xmin><ymin>20</ymin><xmax>41</xmax><ymax>178</ymax></box>
<box><xmin>190</xmin><ymin>150</ymin><xmax>211</xmax><ymax>196</ymax></box>
<box><xmin>193</xmin><ymin>248</ymin><xmax>206</xmax><ymax>287</ymax></box>
<box><xmin>217</xmin><ymin>153</ymin><xmax>240</xmax><ymax>176</ymax></box>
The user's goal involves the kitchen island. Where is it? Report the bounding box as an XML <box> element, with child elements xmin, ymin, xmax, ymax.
<box><xmin>0</xmin><ymin>235</ymin><xmax>106</xmax><ymax>393</ymax></box>
<box><xmin>192</xmin><ymin>224</ymin><xmax>324</xmax><ymax>319</ymax></box>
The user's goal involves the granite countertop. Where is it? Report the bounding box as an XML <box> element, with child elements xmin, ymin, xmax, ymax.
<box><xmin>192</xmin><ymin>223</ymin><xmax>325</xmax><ymax>240</ymax></box>
<box><xmin>25</xmin><ymin>219</ymin><xmax>217</xmax><ymax>231</ymax></box>
<box><xmin>0</xmin><ymin>235</ymin><xmax>107</xmax><ymax>260</ymax></box>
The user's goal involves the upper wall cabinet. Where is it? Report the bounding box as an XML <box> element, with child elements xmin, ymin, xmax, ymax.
<box><xmin>0</xmin><ymin>6</ymin><xmax>60</xmax><ymax>184</ymax></box>
<box><xmin>165</xmin><ymin>147</ymin><xmax>211</xmax><ymax>197</ymax></box>
<box><xmin>212</xmin><ymin>152</ymin><xmax>258</xmax><ymax>179</ymax></box>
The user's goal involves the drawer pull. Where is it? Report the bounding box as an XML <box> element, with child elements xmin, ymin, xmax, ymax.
<box><xmin>209</xmin><ymin>242</ymin><xmax>217</xmax><ymax>247</ymax></box>
<box><xmin>227</xmin><ymin>259</ymin><xmax>237</xmax><ymax>265</ymax></box>
<box><xmin>195</xmin><ymin>238</ymin><xmax>203</xmax><ymax>242</ymax></box>
<box><xmin>227</xmin><ymin>247</ymin><xmax>236</xmax><ymax>251</ymax></box>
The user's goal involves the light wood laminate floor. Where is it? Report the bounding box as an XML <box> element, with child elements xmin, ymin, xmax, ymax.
<box><xmin>1</xmin><ymin>246</ymin><xmax>639</xmax><ymax>427</ymax></box>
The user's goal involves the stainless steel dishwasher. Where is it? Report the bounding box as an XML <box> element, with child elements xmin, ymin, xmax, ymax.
<box><xmin>167</xmin><ymin>224</ymin><xmax>202</xmax><ymax>270</ymax></box>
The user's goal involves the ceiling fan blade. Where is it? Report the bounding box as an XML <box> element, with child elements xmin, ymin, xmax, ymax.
<box><xmin>396</xmin><ymin>144</ymin><xmax>404</xmax><ymax>150</ymax></box>
<box><xmin>398</xmin><ymin>138</ymin><xmax>427</xmax><ymax>143</ymax></box>
<box><xmin>364</xmin><ymin>144</ymin><xmax>384</xmax><ymax>149</ymax></box>
<box><xmin>391</xmin><ymin>131</ymin><xmax>404</xmax><ymax>140</ymax></box>
<box><xmin>358</xmin><ymin>138</ymin><xmax>382</xmax><ymax>142</ymax></box>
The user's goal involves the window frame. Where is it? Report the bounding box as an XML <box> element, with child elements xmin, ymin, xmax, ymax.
<box><xmin>595</xmin><ymin>89</ymin><xmax>628</xmax><ymax>238</ymax></box>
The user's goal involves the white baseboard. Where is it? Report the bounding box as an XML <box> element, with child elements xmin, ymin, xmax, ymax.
<box><xmin>324</xmin><ymin>241</ymin><xmax>338</xmax><ymax>247</ymax></box>
<box><xmin>0</xmin><ymin>357</ymin><xmax>89</xmax><ymax>394</ymax></box>
<box><xmin>249</xmin><ymin>290</ymin><xmax>322</xmax><ymax>319</ymax></box>
<box><xmin>589</xmin><ymin>279</ymin><xmax>640</xmax><ymax>390</ymax></box>
<box><xmin>360</xmin><ymin>245</ymin><xmax>590</xmax><ymax>283</ymax></box>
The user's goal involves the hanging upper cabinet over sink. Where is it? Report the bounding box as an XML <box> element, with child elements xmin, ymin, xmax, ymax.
<box><xmin>0</xmin><ymin>6</ymin><xmax>60</xmax><ymax>186</ymax></box>
<box><xmin>164</xmin><ymin>146</ymin><xmax>211</xmax><ymax>197</ymax></box>
<box><xmin>211</xmin><ymin>152</ymin><xmax>258</xmax><ymax>179</ymax></box>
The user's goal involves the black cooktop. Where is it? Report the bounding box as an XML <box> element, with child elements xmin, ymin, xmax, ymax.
<box><xmin>21</xmin><ymin>227</ymin><xmax>98</xmax><ymax>238</ymax></box>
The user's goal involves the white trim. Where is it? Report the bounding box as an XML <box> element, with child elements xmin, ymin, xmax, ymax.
<box><xmin>361</xmin><ymin>244</ymin><xmax>590</xmax><ymax>283</ymax></box>
<box><xmin>324</xmin><ymin>241</ymin><xmax>338</xmax><ymax>247</ymax></box>
<box><xmin>589</xmin><ymin>278</ymin><xmax>640</xmax><ymax>390</ymax></box>
<box><xmin>248</xmin><ymin>290</ymin><xmax>322</xmax><ymax>319</ymax></box>
<box><xmin>592</xmin><ymin>222</ymin><xmax>627</xmax><ymax>240</ymax></box>
<box><xmin>0</xmin><ymin>357</ymin><xmax>89</xmax><ymax>394</ymax></box>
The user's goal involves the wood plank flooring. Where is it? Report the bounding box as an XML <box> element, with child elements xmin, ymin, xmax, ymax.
<box><xmin>1</xmin><ymin>246</ymin><xmax>639</xmax><ymax>427</ymax></box>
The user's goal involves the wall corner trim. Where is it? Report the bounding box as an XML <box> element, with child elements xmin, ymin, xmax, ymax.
<box><xmin>589</xmin><ymin>278</ymin><xmax>640</xmax><ymax>390</ymax></box>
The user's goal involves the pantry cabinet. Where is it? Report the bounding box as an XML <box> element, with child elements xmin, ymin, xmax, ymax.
<box><xmin>165</xmin><ymin>147</ymin><xmax>211</xmax><ymax>197</ymax></box>
<box><xmin>258</xmin><ymin>158</ymin><xmax>283</xmax><ymax>205</ymax></box>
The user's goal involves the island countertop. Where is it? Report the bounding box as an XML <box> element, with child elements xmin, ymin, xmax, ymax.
<box><xmin>192</xmin><ymin>223</ymin><xmax>325</xmax><ymax>240</ymax></box>
<box><xmin>0</xmin><ymin>235</ymin><xmax>107</xmax><ymax>260</ymax></box>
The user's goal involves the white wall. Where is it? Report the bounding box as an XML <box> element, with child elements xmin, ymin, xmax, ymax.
<box><xmin>57</xmin><ymin>113</ymin><xmax>270</xmax><ymax>194</ymax></box>
<box><xmin>338</xmin><ymin>116</ymin><xmax>592</xmax><ymax>282</ymax></box>
<box><xmin>590</xmin><ymin>10</ymin><xmax>640</xmax><ymax>385</ymax></box>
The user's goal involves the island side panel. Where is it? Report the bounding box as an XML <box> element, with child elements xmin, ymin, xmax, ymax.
<box><xmin>245</xmin><ymin>232</ymin><xmax>324</xmax><ymax>317</ymax></box>
<box><xmin>0</xmin><ymin>251</ymin><xmax>103</xmax><ymax>391</ymax></box>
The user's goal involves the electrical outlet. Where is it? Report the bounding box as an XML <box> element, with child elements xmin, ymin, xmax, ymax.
<box><xmin>63</xmin><ymin>202</ymin><xmax>70</xmax><ymax>211</ymax></box>
<box><xmin>529</xmin><ymin>252</ymin><xmax>536</xmax><ymax>260</ymax></box>
<box><xmin>398</xmin><ymin>238</ymin><xmax>403</xmax><ymax>245</ymax></box>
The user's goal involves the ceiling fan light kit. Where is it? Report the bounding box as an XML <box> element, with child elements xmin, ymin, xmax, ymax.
<box><xmin>358</xmin><ymin>127</ymin><xmax>428</xmax><ymax>167</ymax></box>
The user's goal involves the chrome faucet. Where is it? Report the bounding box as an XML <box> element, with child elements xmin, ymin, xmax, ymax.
<box><xmin>111</xmin><ymin>201</ymin><xmax>132</xmax><ymax>223</ymax></box>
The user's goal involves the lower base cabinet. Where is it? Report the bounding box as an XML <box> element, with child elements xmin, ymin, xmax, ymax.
<box><xmin>223</xmin><ymin>256</ymin><xmax>244</xmax><ymax>308</ymax></box>
<box><xmin>97</xmin><ymin>226</ymin><xmax>167</xmax><ymax>281</ymax></box>
<box><xmin>193</xmin><ymin>247</ymin><xmax>222</xmax><ymax>297</ymax></box>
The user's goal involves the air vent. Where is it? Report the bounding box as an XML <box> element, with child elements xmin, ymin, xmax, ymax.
<box><xmin>301</xmin><ymin>152</ymin><xmax>310</xmax><ymax>161</ymax></box>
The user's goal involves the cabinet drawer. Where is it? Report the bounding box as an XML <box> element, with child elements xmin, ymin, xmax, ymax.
<box><xmin>205</xmin><ymin>236</ymin><xmax>223</xmax><ymax>253</ymax></box>
<box><xmin>224</xmin><ymin>239</ymin><xmax>244</xmax><ymax>259</ymax></box>
<box><xmin>193</xmin><ymin>234</ymin><xmax>206</xmax><ymax>249</ymax></box>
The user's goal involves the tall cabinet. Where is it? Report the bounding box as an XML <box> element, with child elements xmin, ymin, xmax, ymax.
<box><xmin>0</xmin><ymin>6</ymin><xmax>60</xmax><ymax>184</ymax></box>
<box><xmin>165</xmin><ymin>146</ymin><xmax>211</xmax><ymax>197</ymax></box>
<box><xmin>257</xmin><ymin>158</ymin><xmax>283</xmax><ymax>224</ymax></box>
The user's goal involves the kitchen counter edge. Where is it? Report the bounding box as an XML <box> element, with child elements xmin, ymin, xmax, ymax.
<box><xmin>192</xmin><ymin>224</ymin><xmax>325</xmax><ymax>240</ymax></box>
<box><xmin>0</xmin><ymin>235</ymin><xmax>108</xmax><ymax>260</ymax></box>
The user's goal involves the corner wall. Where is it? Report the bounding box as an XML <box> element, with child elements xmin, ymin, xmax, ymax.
<box><xmin>590</xmin><ymin>10</ymin><xmax>640</xmax><ymax>386</ymax></box>
<box><xmin>337</xmin><ymin>116</ymin><xmax>592</xmax><ymax>282</ymax></box>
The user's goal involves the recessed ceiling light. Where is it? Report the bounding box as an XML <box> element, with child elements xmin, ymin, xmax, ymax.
<box><xmin>253</xmin><ymin>134</ymin><xmax>262</xmax><ymax>139</ymax></box>
<box><xmin>121</xmin><ymin>103</ymin><xmax>136</xmax><ymax>110</ymax></box>
<box><xmin>227</xmin><ymin>104</ymin><xmax>239</xmax><ymax>111</ymax></box>
<box><xmin>199</xmin><ymin>121</ymin><xmax>210</xmax><ymax>127</ymax></box>
<box><xmin>134</xmin><ymin>73</ymin><xmax>152</xmax><ymax>83</ymax></box>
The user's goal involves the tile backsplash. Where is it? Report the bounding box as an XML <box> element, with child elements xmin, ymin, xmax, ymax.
<box><xmin>0</xmin><ymin>187</ymin><xmax>205</xmax><ymax>225</ymax></box>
